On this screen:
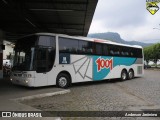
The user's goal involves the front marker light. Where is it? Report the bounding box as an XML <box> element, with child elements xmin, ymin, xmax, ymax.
<box><xmin>25</xmin><ymin>80</ymin><xmax>28</xmax><ymax>83</ymax></box>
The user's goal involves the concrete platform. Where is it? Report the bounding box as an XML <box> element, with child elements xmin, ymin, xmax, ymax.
<box><xmin>0</xmin><ymin>77</ymin><xmax>69</xmax><ymax>120</ymax></box>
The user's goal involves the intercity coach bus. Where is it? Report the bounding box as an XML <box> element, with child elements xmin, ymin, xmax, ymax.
<box><xmin>10</xmin><ymin>33</ymin><xmax>144</xmax><ymax>88</ymax></box>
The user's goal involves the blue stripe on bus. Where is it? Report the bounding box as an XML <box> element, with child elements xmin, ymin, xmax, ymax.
<box><xmin>93</xmin><ymin>56</ymin><xmax>136</xmax><ymax>80</ymax></box>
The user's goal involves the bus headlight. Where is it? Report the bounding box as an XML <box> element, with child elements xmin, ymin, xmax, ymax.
<box><xmin>25</xmin><ymin>80</ymin><xmax>28</xmax><ymax>83</ymax></box>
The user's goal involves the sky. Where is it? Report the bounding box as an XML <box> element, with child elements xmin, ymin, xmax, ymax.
<box><xmin>88</xmin><ymin>0</ymin><xmax>160</xmax><ymax>43</ymax></box>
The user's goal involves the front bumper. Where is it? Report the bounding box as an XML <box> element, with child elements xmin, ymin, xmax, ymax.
<box><xmin>10</xmin><ymin>76</ymin><xmax>34</xmax><ymax>87</ymax></box>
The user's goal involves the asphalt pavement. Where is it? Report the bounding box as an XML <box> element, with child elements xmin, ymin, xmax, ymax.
<box><xmin>21</xmin><ymin>70</ymin><xmax>160</xmax><ymax>120</ymax></box>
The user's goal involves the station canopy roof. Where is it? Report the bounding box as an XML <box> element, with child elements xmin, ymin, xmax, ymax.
<box><xmin>0</xmin><ymin>0</ymin><xmax>98</xmax><ymax>42</ymax></box>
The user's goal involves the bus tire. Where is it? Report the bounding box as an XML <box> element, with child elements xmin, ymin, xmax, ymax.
<box><xmin>121</xmin><ymin>70</ymin><xmax>127</xmax><ymax>81</ymax></box>
<box><xmin>128</xmin><ymin>69</ymin><xmax>134</xmax><ymax>79</ymax></box>
<box><xmin>56</xmin><ymin>73</ymin><xmax>71</xmax><ymax>88</ymax></box>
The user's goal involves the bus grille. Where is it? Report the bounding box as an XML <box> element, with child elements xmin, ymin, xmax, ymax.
<box><xmin>18</xmin><ymin>74</ymin><xmax>22</xmax><ymax>77</ymax></box>
<box><xmin>13</xmin><ymin>74</ymin><xmax>22</xmax><ymax>77</ymax></box>
<box><xmin>137</xmin><ymin>66</ymin><xmax>142</xmax><ymax>74</ymax></box>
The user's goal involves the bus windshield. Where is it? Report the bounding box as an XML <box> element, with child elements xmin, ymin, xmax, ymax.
<box><xmin>13</xmin><ymin>35</ymin><xmax>56</xmax><ymax>72</ymax></box>
<box><xmin>13</xmin><ymin>36</ymin><xmax>37</xmax><ymax>71</ymax></box>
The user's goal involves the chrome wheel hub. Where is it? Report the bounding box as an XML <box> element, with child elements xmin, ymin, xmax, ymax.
<box><xmin>59</xmin><ymin>77</ymin><xmax>67</xmax><ymax>87</ymax></box>
<box><xmin>122</xmin><ymin>73</ymin><xmax>126</xmax><ymax>80</ymax></box>
<box><xmin>129</xmin><ymin>72</ymin><xmax>133</xmax><ymax>79</ymax></box>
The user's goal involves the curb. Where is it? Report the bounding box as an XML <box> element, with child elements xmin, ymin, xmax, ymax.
<box><xmin>145</xmin><ymin>69</ymin><xmax>160</xmax><ymax>71</ymax></box>
<box><xmin>13</xmin><ymin>89</ymin><xmax>70</xmax><ymax>102</ymax></box>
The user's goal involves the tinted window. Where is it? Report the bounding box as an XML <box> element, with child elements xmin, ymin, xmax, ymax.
<box><xmin>130</xmin><ymin>48</ymin><xmax>134</xmax><ymax>57</ymax></box>
<box><xmin>108</xmin><ymin>45</ymin><xmax>112</xmax><ymax>56</ymax></box>
<box><xmin>78</xmin><ymin>40</ymin><xmax>94</xmax><ymax>54</ymax></box>
<box><xmin>121</xmin><ymin>47</ymin><xmax>129</xmax><ymax>57</ymax></box>
<box><xmin>103</xmin><ymin>44</ymin><xmax>108</xmax><ymax>55</ymax></box>
<box><xmin>36</xmin><ymin>48</ymin><xmax>47</xmax><ymax>72</ymax></box>
<box><xmin>127</xmin><ymin>48</ymin><xmax>140</xmax><ymax>58</ymax></box>
<box><xmin>138</xmin><ymin>48</ymin><xmax>143</xmax><ymax>58</ymax></box>
<box><xmin>13</xmin><ymin>35</ymin><xmax>37</xmax><ymax>71</ymax></box>
<box><xmin>95</xmin><ymin>43</ymin><xmax>102</xmax><ymax>55</ymax></box>
<box><xmin>36</xmin><ymin>36</ymin><xmax>56</xmax><ymax>73</ymax></box>
<box><xmin>36</xmin><ymin>48</ymin><xmax>55</xmax><ymax>73</ymax></box>
<box><xmin>59</xmin><ymin>37</ymin><xmax>78</xmax><ymax>53</ymax></box>
<box><xmin>113</xmin><ymin>46</ymin><xmax>120</xmax><ymax>56</ymax></box>
<box><xmin>58</xmin><ymin>37</ymin><xmax>143</xmax><ymax>58</ymax></box>
<box><xmin>15</xmin><ymin>35</ymin><xmax>37</xmax><ymax>51</ymax></box>
<box><xmin>38</xmin><ymin>36</ymin><xmax>55</xmax><ymax>47</ymax></box>
<box><xmin>108</xmin><ymin>45</ymin><xmax>120</xmax><ymax>56</ymax></box>
<box><xmin>134</xmin><ymin>48</ymin><xmax>142</xmax><ymax>58</ymax></box>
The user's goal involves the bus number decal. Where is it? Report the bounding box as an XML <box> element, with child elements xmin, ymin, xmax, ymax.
<box><xmin>96</xmin><ymin>57</ymin><xmax>113</xmax><ymax>72</ymax></box>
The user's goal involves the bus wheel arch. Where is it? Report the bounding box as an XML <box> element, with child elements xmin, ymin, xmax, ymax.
<box><xmin>128</xmin><ymin>68</ymin><xmax>134</xmax><ymax>79</ymax></box>
<box><xmin>56</xmin><ymin>71</ymin><xmax>72</xmax><ymax>88</ymax></box>
<box><xmin>121</xmin><ymin>69</ymin><xmax>128</xmax><ymax>81</ymax></box>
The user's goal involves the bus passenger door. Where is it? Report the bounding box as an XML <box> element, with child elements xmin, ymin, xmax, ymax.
<box><xmin>35</xmin><ymin>48</ymin><xmax>48</xmax><ymax>86</ymax></box>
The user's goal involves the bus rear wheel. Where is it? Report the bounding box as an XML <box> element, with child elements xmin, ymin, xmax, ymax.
<box><xmin>56</xmin><ymin>73</ymin><xmax>71</xmax><ymax>88</ymax></box>
<box><xmin>128</xmin><ymin>69</ymin><xmax>134</xmax><ymax>79</ymax></box>
<box><xmin>121</xmin><ymin>70</ymin><xmax>127</xmax><ymax>81</ymax></box>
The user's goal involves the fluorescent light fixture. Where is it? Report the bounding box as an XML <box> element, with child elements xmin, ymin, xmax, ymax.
<box><xmin>2</xmin><ymin>0</ymin><xmax>8</xmax><ymax>4</ymax></box>
<box><xmin>25</xmin><ymin>18</ymin><xmax>37</xmax><ymax>28</ymax></box>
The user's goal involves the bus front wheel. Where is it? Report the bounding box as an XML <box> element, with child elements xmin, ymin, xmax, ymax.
<box><xmin>121</xmin><ymin>70</ymin><xmax>127</xmax><ymax>81</ymax></box>
<box><xmin>56</xmin><ymin>73</ymin><xmax>71</xmax><ymax>88</ymax></box>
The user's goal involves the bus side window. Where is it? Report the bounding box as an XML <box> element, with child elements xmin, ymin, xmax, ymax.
<box><xmin>59</xmin><ymin>37</ymin><xmax>78</xmax><ymax>54</ymax></box>
<box><xmin>95</xmin><ymin>43</ymin><xmax>102</xmax><ymax>55</ymax></box>
<box><xmin>131</xmin><ymin>48</ymin><xmax>136</xmax><ymax>58</ymax></box>
<box><xmin>108</xmin><ymin>45</ymin><xmax>114</xmax><ymax>56</ymax></box>
<box><xmin>103</xmin><ymin>44</ymin><xmax>108</xmax><ymax>55</ymax></box>
<box><xmin>129</xmin><ymin>48</ymin><xmax>134</xmax><ymax>57</ymax></box>
<box><xmin>133</xmin><ymin>48</ymin><xmax>142</xmax><ymax>58</ymax></box>
<box><xmin>78</xmin><ymin>40</ymin><xmax>94</xmax><ymax>54</ymax></box>
<box><xmin>113</xmin><ymin>46</ymin><xmax>120</xmax><ymax>56</ymax></box>
<box><xmin>121</xmin><ymin>47</ymin><xmax>128</xmax><ymax>57</ymax></box>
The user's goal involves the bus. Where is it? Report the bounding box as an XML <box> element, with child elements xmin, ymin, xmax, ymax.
<box><xmin>10</xmin><ymin>33</ymin><xmax>144</xmax><ymax>88</ymax></box>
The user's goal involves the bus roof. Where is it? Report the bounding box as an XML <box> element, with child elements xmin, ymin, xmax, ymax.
<box><xmin>35</xmin><ymin>33</ymin><xmax>142</xmax><ymax>49</ymax></box>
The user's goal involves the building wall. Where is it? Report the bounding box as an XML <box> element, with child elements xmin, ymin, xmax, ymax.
<box><xmin>0</xmin><ymin>30</ymin><xmax>5</xmax><ymax>79</ymax></box>
<box><xmin>3</xmin><ymin>41</ymin><xmax>14</xmax><ymax>60</ymax></box>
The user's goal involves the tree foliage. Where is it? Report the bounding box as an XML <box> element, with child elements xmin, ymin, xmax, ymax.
<box><xmin>144</xmin><ymin>43</ymin><xmax>160</xmax><ymax>67</ymax></box>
